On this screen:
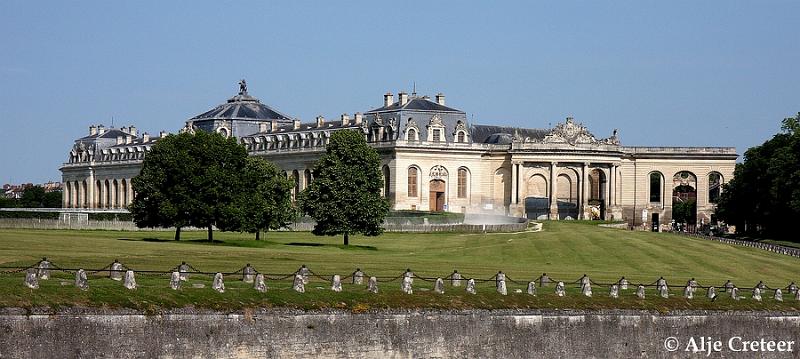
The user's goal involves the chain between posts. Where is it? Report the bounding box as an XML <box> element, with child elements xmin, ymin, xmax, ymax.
<box><xmin>1</xmin><ymin>260</ymin><xmax>797</xmax><ymax>294</ymax></box>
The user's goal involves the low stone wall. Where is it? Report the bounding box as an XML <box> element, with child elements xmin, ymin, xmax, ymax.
<box><xmin>0</xmin><ymin>218</ymin><xmax>529</xmax><ymax>233</ymax></box>
<box><xmin>0</xmin><ymin>309</ymin><xmax>797</xmax><ymax>358</ymax></box>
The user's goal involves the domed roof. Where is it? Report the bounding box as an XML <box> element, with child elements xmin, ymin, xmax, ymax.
<box><xmin>190</xmin><ymin>80</ymin><xmax>292</xmax><ymax>122</ymax></box>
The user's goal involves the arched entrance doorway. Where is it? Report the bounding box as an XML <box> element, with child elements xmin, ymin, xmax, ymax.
<box><xmin>557</xmin><ymin>172</ymin><xmax>579</xmax><ymax>219</ymax></box>
<box><xmin>524</xmin><ymin>174</ymin><xmax>549</xmax><ymax>220</ymax></box>
<box><xmin>429</xmin><ymin>179</ymin><xmax>446</xmax><ymax>212</ymax></box>
<box><xmin>588</xmin><ymin>169</ymin><xmax>607</xmax><ymax>220</ymax></box>
<box><xmin>672</xmin><ymin>171</ymin><xmax>697</xmax><ymax>230</ymax></box>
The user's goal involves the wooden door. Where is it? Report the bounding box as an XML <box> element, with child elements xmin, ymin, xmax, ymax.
<box><xmin>429</xmin><ymin>180</ymin><xmax>446</xmax><ymax>212</ymax></box>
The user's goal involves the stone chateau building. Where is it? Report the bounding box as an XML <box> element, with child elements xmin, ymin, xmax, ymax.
<box><xmin>60</xmin><ymin>81</ymin><xmax>737</xmax><ymax>230</ymax></box>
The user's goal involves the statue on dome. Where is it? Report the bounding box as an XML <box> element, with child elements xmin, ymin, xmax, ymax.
<box><xmin>238</xmin><ymin>79</ymin><xmax>248</xmax><ymax>95</ymax></box>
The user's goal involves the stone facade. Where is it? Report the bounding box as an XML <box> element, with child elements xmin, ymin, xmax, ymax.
<box><xmin>60</xmin><ymin>82</ymin><xmax>737</xmax><ymax>230</ymax></box>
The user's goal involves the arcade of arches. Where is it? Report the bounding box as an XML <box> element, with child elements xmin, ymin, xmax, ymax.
<box><xmin>62</xmin><ymin>178</ymin><xmax>134</xmax><ymax>209</ymax></box>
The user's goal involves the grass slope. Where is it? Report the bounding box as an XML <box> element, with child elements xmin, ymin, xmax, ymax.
<box><xmin>0</xmin><ymin>221</ymin><xmax>797</xmax><ymax>312</ymax></box>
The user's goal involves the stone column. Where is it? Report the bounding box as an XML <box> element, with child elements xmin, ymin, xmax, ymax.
<box><xmin>99</xmin><ymin>180</ymin><xmax>105</xmax><ymax>209</ymax></box>
<box><xmin>610</xmin><ymin>163</ymin><xmax>617</xmax><ymax>206</ymax></box>
<box><xmin>72</xmin><ymin>181</ymin><xmax>78</xmax><ymax>209</ymax></box>
<box><xmin>88</xmin><ymin>170</ymin><xmax>95</xmax><ymax>208</ymax></box>
<box><xmin>604</xmin><ymin>167</ymin><xmax>611</xmax><ymax>217</ymax></box>
<box><xmin>549</xmin><ymin>162</ymin><xmax>558</xmax><ymax>219</ymax></box>
<box><xmin>62</xmin><ymin>183</ymin><xmax>69</xmax><ymax>208</ymax></box>
<box><xmin>112</xmin><ymin>180</ymin><xmax>119</xmax><ymax>209</ymax></box>
<box><xmin>581</xmin><ymin>162</ymin><xmax>589</xmax><ymax>219</ymax></box>
<box><xmin>77</xmin><ymin>182</ymin><xmax>85</xmax><ymax>209</ymax></box>
<box><xmin>511</xmin><ymin>162</ymin><xmax>519</xmax><ymax>205</ymax></box>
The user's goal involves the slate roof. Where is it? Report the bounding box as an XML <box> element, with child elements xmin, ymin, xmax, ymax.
<box><xmin>470</xmin><ymin>125</ymin><xmax>549</xmax><ymax>144</ymax></box>
<box><xmin>78</xmin><ymin>128</ymin><xmax>130</xmax><ymax>141</ymax></box>
<box><xmin>190</xmin><ymin>94</ymin><xmax>292</xmax><ymax>122</ymax></box>
<box><xmin>367</xmin><ymin>97</ymin><xmax>463</xmax><ymax>113</ymax></box>
<box><xmin>246</xmin><ymin>120</ymin><xmax>361</xmax><ymax>137</ymax></box>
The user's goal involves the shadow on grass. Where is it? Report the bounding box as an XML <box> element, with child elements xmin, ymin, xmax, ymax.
<box><xmin>117</xmin><ymin>237</ymin><xmax>172</xmax><ymax>243</ymax></box>
<box><xmin>286</xmin><ymin>242</ymin><xmax>377</xmax><ymax>250</ymax></box>
<box><xmin>117</xmin><ymin>237</ymin><xmax>281</xmax><ymax>248</ymax></box>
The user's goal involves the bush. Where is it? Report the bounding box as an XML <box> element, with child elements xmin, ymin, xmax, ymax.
<box><xmin>0</xmin><ymin>211</ymin><xmax>59</xmax><ymax>219</ymax></box>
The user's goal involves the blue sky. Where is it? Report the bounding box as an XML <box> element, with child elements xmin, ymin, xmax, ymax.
<box><xmin>1</xmin><ymin>1</ymin><xmax>798</xmax><ymax>183</ymax></box>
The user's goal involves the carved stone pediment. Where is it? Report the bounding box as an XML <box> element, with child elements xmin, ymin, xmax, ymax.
<box><xmin>428</xmin><ymin>114</ymin><xmax>444</xmax><ymax>128</ymax></box>
<box><xmin>405</xmin><ymin>118</ymin><xmax>419</xmax><ymax>131</ymax></box>
<box><xmin>541</xmin><ymin>117</ymin><xmax>597</xmax><ymax>146</ymax></box>
<box><xmin>429</xmin><ymin>165</ymin><xmax>448</xmax><ymax>179</ymax></box>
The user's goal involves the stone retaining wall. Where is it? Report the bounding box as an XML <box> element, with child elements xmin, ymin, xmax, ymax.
<box><xmin>0</xmin><ymin>309</ymin><xmax>797</xmax><ymax>358</ymax></box>
<box><xmin>0</xmin><ymin>218</ymin><xmax>529</xmax><ymax>233</ymax></box>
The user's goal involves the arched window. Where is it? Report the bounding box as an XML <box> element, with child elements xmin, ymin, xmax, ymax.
<box><xmin>708</xmin><ymin>172</ymin><xmax>722</xmax><ymax>203</ymax></box>
<box><xmin>407</xmin><ymin>128</ymin><xmax>417</xmax><ymax>141</ymax></box>
<box><xmin>457</xmin><ymin>131</ymin><xmax>465</xmax><ymax>143</ymax></box>
<box><xmin>382</xmin><ymin>165</ymin><xmax>390</xmax><ymax>198</ymax></box>
<box><xmin>292</xmin><ymin>170</ymin><xmax>300</xmax><ymax>198</ymax></box>
<box><xmin>304</xmin><ymin>169</ymin><xmax>312</xmax><ymax>187</ymax></box>
<box><xmin>649</xmin><ymin>172</ymin><xmax>663</xmax><ymax>203</ymax></box>
<box><xmin>457</xmin><ymin>168</ymin><xmax>468</xmax><ymax>198</ymax></box>
<box><xmin>407</xmin><ymin>167</ymin><xmax>418</xmax><ymax>197</ymax></box>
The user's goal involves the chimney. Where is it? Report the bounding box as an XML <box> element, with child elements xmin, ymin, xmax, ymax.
<box><xmin>129</xmin><ymin>126</ymin><xmax>137</xmax><ymax>137</ymax></box>
<box><xmin>160</xmin><ymin>131</ymin><xmax>167</xmax><ymax>138</ymax></box>
<box><xmin>384</xmin><ymin>92</ymin><xmax>394</xmax><ymax>107</ymax></box>
<box><xmin>259</xmin><ymin>122</ymin><xmax>268</xmax><ymax>133</ymax></box>
<box><xmin>116</xmin><ymin>136</ymin><xmax>124</xmax><ymax>145</ymax></box>
<box><xmin>98</xmin><ymin>125</ymin><xmax>106</xmax><ymax>135</ymax></box>
<box><xmin>399</xmin><ymin>92</ymin><xmax>409</xmax><ymax>106</ymax></box>
<box><xmin>293</xmin><ymin>119</ymin><xmax>301</xmax><ymax>130</ymax></box>
<box><xmin>89</xmin><ymin>125</ymin><xmax>97</xmax><ymax>136</ymax></box>
<box><xmin>120</xmin><ymin>126</ymin><xmax>128</xmax><ymax>134</ymax></box>
<box><xmin>316</xmin><ymin>116</ymin><xmax>325</xmax><ymax>128</ymax></box>
<box><xmin>270</xmin><ymin>120</ymin><xmax>279</xmax><ymax>132</ymax></box>
<box><xmin>436</xmin><ymin>93</ymin><xmax>446</xmax><ymax>106</ymax></box>
<box><xmin>142</xmin><ymin>132</ymin><xmax>150</xmax><ymax>142</ymax></box>
<box><xmin>341</xmin><ymin>114</ymin><xmax>350</xmax><ymax>126</ymax></box>
<box><xmin>125</xmin><ymin>135</ymin><xmax>133</xmax><ymax>144</ymax></box>
<box><xmin>354</xmin><ymin>113</ymin><xmax>363</xmax><ymax>125</ymax></box>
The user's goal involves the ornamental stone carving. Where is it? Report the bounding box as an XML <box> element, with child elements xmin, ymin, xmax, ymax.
<box><xmin>541</xmin><ymin>117</ymin><xmax>597</xmax><ymax>145</ymax></box>
<box><xmin>429</xmin><ymin>165</ymin><xmax>448</xmax><ymax>179</ymax></box>
<box><xmin>428</xmin><ymin>114</ymin><xmax>444</xmax><ymax>128</ymax></box>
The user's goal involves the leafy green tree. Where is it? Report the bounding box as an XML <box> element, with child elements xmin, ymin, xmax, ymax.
<box><xmin>219</xmin><ymin>157</ymin><xmax>295</xmax><ymax>240</ymax></box>
<box><xmin>672</xmin><ymin>199</ymin><xmax>696</xmax><ymax>225</ymax></box>
<box><xmin>0</xmin><ymin>196</ymin><xmax>16</xmax><ymax>208</ymax></box>
<box><xmin>717</xmin><ymin>113</ymin><xmax>800</xmax><ymax>238</ymax></box>
<box><xmin>130</xmin><ymin>131</ymin><xmax>248</xmax><ymax>241</ymax></box>
<box><xmin>298</xmin><ymin>130</ymin><xmax>390</xmax><ymax>245</ymax></box>
<box><xmin>43</xmin><ymin>190</ymin><xmax>62</xmax><ymax>208</ymax></box>
<box><xmin>19</xmin><ymin>186</ymin><xmax>45</xmax><ymax>208</ymax></box>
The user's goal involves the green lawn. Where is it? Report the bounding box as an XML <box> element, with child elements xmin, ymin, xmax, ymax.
<box><xmin>0</xmin><ymin>221</ymin><xmax>797</xmax><ymax>312</ymax></box>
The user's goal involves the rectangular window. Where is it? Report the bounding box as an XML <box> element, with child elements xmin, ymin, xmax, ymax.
<box><xmin>432</xmin><ymin>129</ymin><xmax>441</xmax><ymax>142</ymax></box>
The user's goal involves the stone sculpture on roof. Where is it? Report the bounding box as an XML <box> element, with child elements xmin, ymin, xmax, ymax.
<box><xmin>239</xmin><ymin>79</ymin><xmax>247</xmax><ymax>95</ymax></box>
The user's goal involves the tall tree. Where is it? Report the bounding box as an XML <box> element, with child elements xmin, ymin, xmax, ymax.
<box><xmin>19</xmin><ymin>186</ymin><xmax>45</xmax><ymax>208</ymax></box>
<box><xmin>717</xmin><ymin>113</ymin><xmax>800</xmax><ymax>238</ymax></box>
<box><xmin>298</xmin><ymin>130</ymin><xmax>390</xmax><ymax>245</ymax></box>
<box><xmin>130</xmin><ymin>131</ymin><xmax>248</xmax><ymax>241</ymax></box>
<box><xmin>42</xmin><ymin>190</ymin><xmax>63</xmax><ymax>208</ymax></box>
<box><xmin>219</xmin><ymin>157</ymin><xmax>295</xmax><ymax>240</ymax></box>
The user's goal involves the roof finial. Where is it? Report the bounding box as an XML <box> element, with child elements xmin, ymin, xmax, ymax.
<box><xmin>238</xmin><ymin>79</ymin><xmax>248</xmax><ymax>95</ymax></box>
<box><xmin>412</xmin><ymin>81</ymin><xmax>416</xmax><ymax>97</ymax></box>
